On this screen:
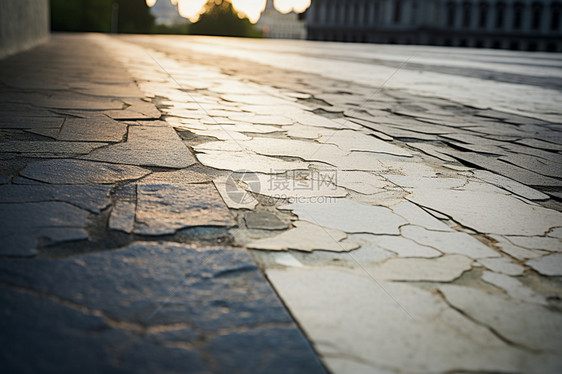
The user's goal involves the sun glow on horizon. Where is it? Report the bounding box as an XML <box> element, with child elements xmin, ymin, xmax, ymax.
<box><xmin>231</xmin><ymin>0</ymin><xmax>266</xmax><ymax>23</ymax></box>
<box><xmin>147</xmin><ymin>0</ymin><xmax>310</xmax><ymax>24</ymax></box>
<box><xmin>273</xmin><ymin>0</ymin><xmax>310</xmax><ymax>14</ymax></box>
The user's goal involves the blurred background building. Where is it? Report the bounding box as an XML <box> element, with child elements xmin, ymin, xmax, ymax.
<box><xmin>306</xmin><ymin>0</ymin><xmax>562</xmax><ymax>51</ymax></box>
<box><xmin>257</xmin><ymin>0</ymin><xmax>307</xmax><ymax>39</ymax></box>
<box><xmin>150</xmin><ymin>0</ymin><xmax>185</xmax><ymax>26</ymax></box>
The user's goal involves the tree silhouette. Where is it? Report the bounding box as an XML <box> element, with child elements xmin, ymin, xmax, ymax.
<box><xmin>189</xmin><ymin>0</ymin><xmax>260</xmax><ymax>37</ymax></box>
<box><xmin>51</xmin><ymin>0</ymin><xmax>154</xmax><ymax>33</ymax></box>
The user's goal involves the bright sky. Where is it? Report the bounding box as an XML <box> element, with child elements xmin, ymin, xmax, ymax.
<box><xmin>146</xmin><ymin>0</ymin><xmax>311</xmax><ymax>23</ymax></box>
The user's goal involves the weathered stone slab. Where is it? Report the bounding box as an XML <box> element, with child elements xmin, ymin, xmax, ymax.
<box><xmin>21</xmin><ymin>159</ymin><xmax>150</xmax><ymax>184</ymax></box>
<box><xmin>247</xmin><ymin>173</ymin><xmax>347</xmax><ymax>199</ymax></box>
<box><xmin>440</xmin><ymin>285</ymin><xmax>562</xmax><ymax>353</ymax></box>
<box><xmin>69</xmin><ymin>81</ymin><xmax>144</xmax><ymax>98</ymax></box>
<box><xmin>390</xmin><ymin>201</ymin><xmax>452</xmax><ymax>231</ymax></box>
<box><xmin>134</xmin><ymin>184</ymin><xmax>235</xmax><ymax>235</ymax></box>
<box><xmin>499</xmin><ymin>153</ymin><xmax>561</xmax><ymax>179</ymax></box>
<box><xmin>401</xmin><ymin>225</ymin><xmax>500</xmax><ymax>259</ymax></box>
<box><xmin>0</xmin><ymin>141</ymin><xmax>107</xmax><ymax>155</ymax></box>
<box><xmin>281</xmin><ymin>198</ymin><xmax>407</xmax><ymax>235</ymax></box>
<box><xmin>267</xmin><ymin>267</ymin><xmax>537</xmax><ymax>374</ymax></box>
<box><xmin>244</xmin><ymin>211</ymin><xmax>288</xmax><ymax>230</ymax></box>
<box><xmin>0</xmin><ymin>116</ymin><xmax>64</xmax><ymax>129</ymax></box>
<box><xmin>439</xmin><ymin>150</ymin><xmax>562</xmax><ymax>187</ymax></box>
<box><xmin>478</xmin><ymin>257</ymin><xmax>525</xmax><ymax>276</ymax></box>
<box><xmin>31</xmin><ymin>93</ymin><xmax>124</xmax><ymax>110</ymax></box>
<box><xmin>248</xmin><ymin>221</ymin><xmax>358</xmax><ymax>252</ymax></box>
<box><xmin>408</xmin><ymin>189</ymin><xmax>562</xmax><ymax>236</ymax></box>
<box><xmin>406</xmin><ymin>142</ymin><xmax>457</xmax><ymax>162</ymax></box>
<box><xmin>481</xmin><ymin>271</ymin><xmax>546</xmax><ymax>305</ymax></box>
<box><xmin>472</xmin><ymin>169</ymin><xmax>549</xmax><ymax>201</ymax></box>
<box><xmin>109</xmin><ymin>201</ymin><xmax>135</xmax><ymax>233</ymax></box>
<box><xmin>526</xmin><ymin>253</ymin><xmax>562</xmax><ymax>276</ymax></box>
<box><xmin>197</xmin><ymin>150</ymin><xmax>308</xmax><ymax>174</ymax></box>
<box><xmin>138</xmin><ymin>167</ymin><xmax>213</xmax><ymax>184</ymax></box>
<box><xmin>0</xmin><ymin>184</ymin><xmax>111</xmax><ymax>213</ymax></box>
<box><xmin>55</xmin><ymin>117</ymin><xmax>127</xmax><ymax>142</ymax></box>
<box><xmin>104</xmin><ymin>99</ymin><xmax>161</xmax><ymax>120</ymax></box>
<box><xmin>333</xmin><ymin>170</ymin><xmax>390</xmax><ymax>195</ymax></box>
<box><xmin>318</xmin><ymin>130</ymin><xmax>412</xmax><ymax>157</ymax></box>
<box><xmin>504</xmin><ymin>236</ymin><xmax>562</xmax><ymax>252</ymax></box>
<box><xmin>0</xmin><ymin>202</ymin><xmax>89</xmax><ymax>256</ymax></box>
<box><xmin>82</xmin><ymin>125</ymin><xmax>195</xmax><ymax>168</ymax></box>
<box><xmin>362</xmin><ymin>234</ymin><xmax>442</xmax><ymax>258</ymax></box>
<box><xmin>0</xmin><ymin>287</ymin><xmax>207</xmax><ymax>374</ymax></box>
<box><xmin>0</xmin><ymin>242</ymin><xmax>325</xmax><ymax>373</ymax></box>
<box><xmin>490</xmin><ymin>234</ymin><xmax>545</xmax><ymax>260</ymax></box>
<box><xmin>213</xmin><ymin>176</ymin><xmax>259</xmax><ymax>209</ymax></box>
<box><xmin>370</xmin><ymin>254</ymin><xmax>473</xmax><ymax>281</ymax></box>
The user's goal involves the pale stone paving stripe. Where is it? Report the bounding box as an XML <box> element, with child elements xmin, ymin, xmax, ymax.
<box><xmin>103</xmin><ymin>34</ymin><xmax>562</xmax><ymax>374</ymax></box>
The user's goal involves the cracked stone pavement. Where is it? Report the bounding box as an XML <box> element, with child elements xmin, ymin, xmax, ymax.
<box><xmin>0</xmin><ymin>33</ymin><xmax>561</xmax><ymax>373</ymax></box>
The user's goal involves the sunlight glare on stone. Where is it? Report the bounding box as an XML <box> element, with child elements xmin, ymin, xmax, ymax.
<box><xmin>273</xmin><ymin>0</ymin><xmax>311</xmax><ymax>14</ymax></box>
<box><xmin>146</xmin><ymin>0</ymin><xmax>157</xmax><ymax>7</ymax></box>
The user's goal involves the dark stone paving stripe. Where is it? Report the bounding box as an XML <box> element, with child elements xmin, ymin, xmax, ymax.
<box><xmin>0</xmin><ymin>241</ymin><xmax>327</xmax><ymax>374</ymax></box>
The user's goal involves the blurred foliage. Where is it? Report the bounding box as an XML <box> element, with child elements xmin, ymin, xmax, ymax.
<box><xmin>151</xmin><ymin>23</ymin><xmax>190</xmax><ymax>35</ymax></box>
<box><xmin>116</xmin><ymin>0</ymin><xmax>155</xmax><ymax>33</ymax></box>
<box><xmin>51</xmin><ymin>0</ymin><xmax>111</xmax><ymax>32</ymax></box>
<box><xmin>50</xmin><ymin>0</ymin><xmax>154</xmax><ymax>33</ymax></box>
<box><xmin>189</xmin><ymin>0</ymin><xmax>261</xmax><ymax>38</ymax></box>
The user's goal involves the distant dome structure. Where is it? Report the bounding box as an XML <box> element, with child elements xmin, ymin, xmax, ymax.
<box><xmin>149</xmin><ymin>0</ymin><xmax>185</xmax><ymax>25</ymax></box>
<box><xmin>257</xmin><ymin>0</ymin><xmax>307</xmax><ymax>39</ymax></box>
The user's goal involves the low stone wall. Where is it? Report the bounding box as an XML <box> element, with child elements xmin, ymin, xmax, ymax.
<box><xmin>0</xmin><ymin>0</ymin><xmax>49</xmax><ymax>59</ymax></box>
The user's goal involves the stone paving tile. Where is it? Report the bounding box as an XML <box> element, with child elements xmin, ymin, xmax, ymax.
<box><xmin>333</xmin><ymin>170</ymin><xmax>390</xmax><ymax>194</ymax></box>
<box><xmin>526</xmin><ymin>253</ymin><xmax>562</xmax><ymax>276</ymax></box>
<box><xmin>472</xmin><ymin>169</ymin><xmax>550</xmax><ymax>201</ymax></box>
<box><xmin>359</xmin><ymin>234</ymin><xmax>441</xmax><ymax>258</ymax></box>
<box><xmin>82</xmin><ymin>125</ymin><xmax>196</xmax><ymax>169</ymax></box>
<box><xmin>104</xmin><ymin>99</ymin><xmax>161</xmax><ymax>120</ymax></box>
<box><xmin>248</xmin><ymin>221</ymin><xmax>359</xmax><ymax>253</ymax></box>
<box><xmin>440</xmin><ymin>285</ymin><xmax>562</xmax><ymax>355</ymax></box>
<box><xmin>439</xmin><ymin>150</ymin><xmax>562</xmax><ymax>187</ymax></box>
<box><xmin>196</xmin><ymin>149</ymin><xmax>309</xmax><ymax>174</ymax></box>
<box><xmin>244</xmin><ymin>211</ymin><xmax>288</xmax><ymax>230</ymax></box>
<box><xmin>213</xmin><ymin>176</ymin><xmax>260</xmax><ymax>210</ymax></box>
<box><xmin>47</xmin><ymin>116</ymin><xmax>127</xmax><ymax>142</ymax></box>
<box><xmin>481</xmin><ymin>271</ymin><xmax>546</xmax><ymax>305</ymax></box>
<box><xmin>0</xmin><ymin>140</ymin><xmax>108</xmax><ymax>156</ymax></box>
<box><xmin>478</xmin><ymin>257</ymin><xmax>525</xmax><ymax>276</ymax></box>
<box><xmin>10</xmin><ymin>92</ymin><xmax>125</xmax><ymax>111</ymax></box>
<box><xmin>21</xmin><ymin>159</ymin><xmax>150</xmax><ymax>184</ymax></box>
<box><xmin>134</xmin><ymin>184</ymin><xmax>235</xmax><ymax>235</ymax></box>
<box><xmin>281</xmin><ymin>198</ymin><xmax>407</xmax><ymax>235</ymax></box>
<box><xmin>266</xmin><ymin>267</ymin><xmax>547</xmax><ymax>374</ymax></box>
<box><xmin>0</xmin><ymin>201</ymin><xmax>90</xmax><ymax>256</ymax></box>
<box><xmin>0</xmin><ymin>184</ymin><xmax>111</xmax><ymax>213</ymax></box>
<box><xmin>401</xmin><ymin>225</ymin><xmax>500</xmax><ymax>259</ymax></box>
<box><xmin>408</xmin><ymin>189</ymin><xmax>562</xmax><ymax>236</ymax></box>
<box><xmin>0</xmin><ymin>115</ymin><xmax>65</xmax><ymax>129</ymax></box>
<box><xmin>0</xmin><ymin>242</ymin><xmax>326</xmax><ymax>374</ymax></box>
<box><xmin>138</xmin><ymin>167</ymin><xmax>214</xmax><ymax>185</ymax></box>
<box><xmin>503</xmin><ymin>235</ymin><xmax>561</xmax><ymax>252</ymax></box>
<box><xmin>370</xmin><ymin>254</ymin><xmax>473</xmax><ymax>282</ymax></box>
